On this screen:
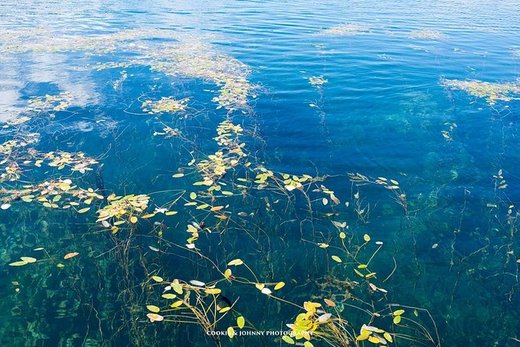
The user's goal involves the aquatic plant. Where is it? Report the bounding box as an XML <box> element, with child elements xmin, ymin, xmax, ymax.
<box><xmin>308</xmin><ymin>75</ymin><xmax>328</xmax><ymax>87</ymax></box>
<box><xmin>142</xmin><ymin>97</ymin><xmax>190</xmax><ymax>114</ymax></box>
<box><xmin>441</xmin><ymin>78</ymin><xmax>520</xmax><ymax>105</ymax></box>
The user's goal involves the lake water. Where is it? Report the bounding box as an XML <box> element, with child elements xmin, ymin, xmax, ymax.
<box><xmin>1</xmin><ymin>1</ymin><xmax>520</xmax><ymax>346</ymax></box>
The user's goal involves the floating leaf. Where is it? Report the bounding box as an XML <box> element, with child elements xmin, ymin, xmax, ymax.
<box><xmin>172</xmin><ymin>173</ymin><xmax>185</xmax><ymax>178</ymax></box>
<box><xmin>172</xmin><ymin>280</ymin><xmax>183</xmax><ymax>294</ymax></box>
<box><xmin>261</xmin><ymin>287</ymin><xmax>272</xmax><ymax>295</ymax></box>
<box><xmin>146</xmin><ymin>305</ymin><xmax>160</xmax><ymax>313</ymax></box>
<box><xmin>189</xmin><ymin>192</ymin><xmax>197</xmax><ymax>200</ymax></box>
<box><xmin>393</xmin><ymin>309</ymin><xmax>405</xmax><ymax>316</ymax></box>
<box><xmin>274</xmin><ymin>281</ymin><xmax>285</xmax><ymax>290</ymax></box>
<box><xmin>318</xmin><ymin>313</ymin><xmax>332</xmax><ymax>323</ymax></box>
<box><xmin>152</xmin><ymin>276</ymin><xmax>164</xmax><ymax>283</ymax></box>
<box><xmin>224</xmin><ymin>269</ymin><xmax>232</xmax><ymax>279</ymax></box>
<box><xmin>78</xmin><ymin>207</ymin><xmax>90</xmax><ymax>214</ymax></box>
<box><xmin>189</xmin><ymin>280</ymin><xmax>205</xmax><ymax>287</ymax></box>
<box><xmin>147</xmin><ymin>313</ymin><xmax>164</xmax><ymax>322</ymax></box>
<box><xmin>228</xmin><ymin>259</ymin><xmax>244</xmax><ymax>266</ymax></box>
<box><xmin>324</xmin><ymin>298</ymin><xmax>336</xmax><ymax>307</ymax></box>
<box><xmin>393</xmin><ymin>315</ymin><xmax>402</xmax><ymax>324</ymax></box>
<box><xmin>205</xmin><ymin>288</ymin><xmax>222</xmax><ymax>295</ymax></box>
<box><xmin>170</xmin><ymin>300</ymin><xmax>183</xmax><ymax>308</ymax></box>
<box><xmin>227</xmin><ymin>326</ymin><xmax>235</xmax><ymax>338</ymax></box>
<box><xmin>20</xmin><ymin>256</ymin><xmax>37</xmax><ymax>263</ymax></box>
<box><xmin>130</xmin><ymin>216</ymin><xmax>138</xmax><ymax>224</ymax></box>
<box><xmin>237</xmin><ymin>316</ymin><xmax>245</xmax><ymax>328</ymax></box>
<box><xmin>219</xmin><ymin>306</ymin><xmax>232</xmax><ymax>313</ymax></box>
<box><xmin>1</xmin><ymin>203</ymin><xmax>11</xmax><ymax>210</ymax></box>
<box><xmin>384</xmin><ymin>332</ymin><xmax>393</xmax><ymax>342</ymax></box>
<box><xmin>368</xmin><ymin>336</ymin><xmax>381</xmax><ymax>344</ymax></box>
<box><xmin>9</xmin><ymin>260</ymin><xmax>28</xmax><ymax>267</ymax></box>
<box><xmin>161</xmin><ymin>293</ymin><xmax>176</xmax><ymax>299</ymax></box>
<box><xmin>363</xmin><ymin>234</ymin><xmax>371</xmax><ymax>242</ymax></box>
<box><xmin>331</xmin><ymin>255</ymin><xmax>342</xmax><ymax>263</ymax></box>
<box><xmin>282</xmin><ymin>335</ymin><xmax>295</xmax><ymax>344</ymax></box>
<box><xmin>64</xmin><ymin>252</ymin><xmax>79</xmax><ymax>260</ymax></box>
<box><xmin>303</xmin><ymin>342</ymin><xmax>314</xmax><ymax>347</ymax></box>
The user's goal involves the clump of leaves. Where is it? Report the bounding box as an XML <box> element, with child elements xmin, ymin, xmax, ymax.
<box><xmin>0</xmin><ymin>179</ymin><xmax>103</xmax><ymax>210</ymax></box>
<box><xmin>441</xmin><ymin>78</ymin><xmax>520</xmax><ymax>105</ymax></box>
<box><xmin>44</xmin><ymin>151</ymin><xmax>98</xmax><ymax>174</ymax></box>
<box><xmin>96</xmin><ymin>194</ymin><xmax>150</xmax><ymax>233</ymax></box>
<box><xmin>142</xmin><ymin>97</ymin><xmax>189</xmax><ymax>114</ymax></box>
<box><xmin>308</xmin><ymin>76</ymin><xmax>328</xmax><ymax>87</ymax></box>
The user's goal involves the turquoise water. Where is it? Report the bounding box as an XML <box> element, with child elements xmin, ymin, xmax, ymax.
<box><xmin>1</xmin><ymin>1</ymin><xmax>520</xmax><ymax>346</ymax></box>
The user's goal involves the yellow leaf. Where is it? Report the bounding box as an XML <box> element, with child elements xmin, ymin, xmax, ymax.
<box><xmin>393</xmin><ymin>309</ymin><xmax>405</xmax><ymax>316</ymax></box>
<box><xmin>151</xmin><ymin>276</ymin><xmax>163</xmax><ymax>283</ymax></box>
<box><xmin>20</xmin><ymin>257</ymin><xmax>37</xmax><ymax>263</ymax></box>
<box><xmin>274</xmin><ymin>281</ymin><xmax>285</xmax><ymax>290</ymax></box>
<box><xmin>237</xmin><ymin>316</ymin><xmax>245</xmax><ymax>329</ymax></box>
<box><xmin>227</xmin><ymin>326</ymin><xmax>235</xmax><ymax>339</ymax></box>
<box><xmin>318</xmin><ymin>243</ymin><xmax>329</xmax><ymax>248</ymax></box>
<box><xmin>172</xmin><ymin>281</ymin><xmax>183</xmax><ymax>294</ymax></box>
<box><xmin>146</xmin><ymin>305</ymin><xmax>160</xmax><ymax>313</ymax></box>
<box><xmin>393</xmin><ymin>315</ymin><xmax>402</xmax><ymax>324</ymax></box>
<box><xmin>170</xmin><ymin>300</ymin><xmax>183</xmax><ymax>308</ymax></box>
<box><xmin>219</xmin><ymin>306</ymin><xmax>232</xmax><ymax>313</ymax></box>
<box><xmin>357</xmin><ymin>264</ymin><xmax>367</xmax><ymax>269</ymax></box>
<box><xmin>227</xmin><ymin>259</ymin><xmax>244</xmax><ymax>266</ymax></box>
<box><xmin>172</xmin><ymin>173</ymin><xmax>185</xmax><ymax>178</ymax></box>
<box><xmin>384</xmin><ymin>332</ymin><xmax>393</xmax><ymax>342</ymax></box>
<box><xmin>304</xmin><ymin>342</ymin><xmax>314</xmax><ymax>347</ymax></box>
<box><xmin>9</xmin><ymin>260</ymin><xmax>28</xmax><ymax>267</ymax></box>
<box><xmin>205</xmin><ymin>288</ymin><xmax>222</xmax><ymax>295</ymax></box>
<box><xmin>368</xmin><ymin>336</ymin><xmax>380</xmax><ymax>344</ymax></box>
<box><xmin>190</xmin><ymin>192</ymin><xmax>197</xmax><ymax>200</ymax></box>
<box><xmin>324</xmin><ymin>298</ymin><xmax>336</xmax><ymax>307</ymax></box>
<box><xmin>78</xmin><ymin>207</ymin><xmax>90</xmax><ymax>214</ymax></box>
<box><xmin>161</xmin><ymin>293</ymin><xmax>176</xmax><ymax>299</ymax></box>
<box><xmin>339</xmin><ymin>232</ymin><xmax>346</xmax><ymax>239</ymax></box>
<box><xmin>224</xmin><ymin>269</ymin><xmax>232</xmax><ymax>279</ymax></box>
<box><xmin>64</xmin><ymin>252</ymin><xmax>79</xmax><ymax>260</ymax></box>
<box><xmin>331</xmin><ymin>255</ymin><xmax>342</xmax><ymax>263</ymax></box>
<box><xmin>363</xmin><ymin>234</ymin><xmax>371</xmax><ymax>242</ymax></box>
<box><xmin>282</xmin><ymin>335</ymin><xmax>295</xmax><ymax>344</ymax></box>
<box><xmin>130</xmin><ymin>216</ymin><xmax>138</xmax><ymax>224</ymax></box>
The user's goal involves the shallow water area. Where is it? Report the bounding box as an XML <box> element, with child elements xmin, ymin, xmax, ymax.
<box><xmin>1</xmin><ymin>1</ymin><xmax>520</xmax><ymax>346</ymax></box>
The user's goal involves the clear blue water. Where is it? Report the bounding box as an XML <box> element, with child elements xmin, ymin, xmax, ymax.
<box><xmin>1</xmin><ymin>1</ymin><xmax>520</xmax><ymax>346</ymax></box>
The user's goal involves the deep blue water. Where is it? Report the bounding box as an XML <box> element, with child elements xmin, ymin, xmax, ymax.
<box><xmin>1</xmin><ymin>1</ymin><xmax>520</xmax><ymax>346</ymax></box>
